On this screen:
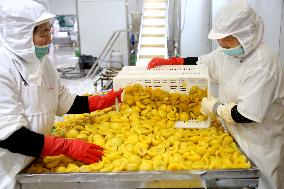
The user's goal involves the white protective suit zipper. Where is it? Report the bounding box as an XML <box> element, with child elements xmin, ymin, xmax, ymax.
<box><xmin>12</xmin><ymin>59</ymin><xmax>28</xmax><ymax>86</ymax></box>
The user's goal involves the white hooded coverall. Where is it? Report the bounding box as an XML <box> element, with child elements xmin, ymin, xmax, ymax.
<box><xmin>199</xmin><ymin>1</ymin><xmax>284</xmax><ymax>188</ymax></box>
<box><xmin>0</xmin><ymin>1</ymin><xmax>76</xmax><ymax>188</ymax></box>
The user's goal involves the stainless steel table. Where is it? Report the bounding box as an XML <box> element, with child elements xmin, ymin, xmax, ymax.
<box><xmin>17</xmin><ymin>168</ymin><xmax>259</xmax><ymax>189</ymax></box>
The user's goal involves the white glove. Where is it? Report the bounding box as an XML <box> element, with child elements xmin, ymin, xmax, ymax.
<box><xmin>200</xmin><ymin>97</ymin><xmax>221</xmax><ymax>116</ymax></box>
<box><xmin>217</xmin><ymin>102</ymin><xmax>237</xmax><ymax>124</ymax></box>
<box><xmin>201</xmin><ymin>97</ymin><xmax>237</xmax><ymax>124</ymax></box>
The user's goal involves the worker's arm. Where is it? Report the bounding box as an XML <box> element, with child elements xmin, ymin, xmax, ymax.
<box><xmin>67</xmin><ymin>96</ymin><xmax>89</xmax><ymax>114</ymax></box>
<box><xmin>201</xmin><ymin>97</ymin><xmax>254</xmax><ymax>124</ymax></box>
<box><xmin>0</xmin><ymin>127</ymin><xmax>103</xmax><ymax>164</ymax></box>
<box><xmin>202</xmin><ymin>56</ymin><xmax>279</xmax><ymax>124</ymax></box>
<box><xmin>0</xmin><ymin>66</ymin><xmax>103</xmax><ymax>164</ymax></box>
<box><xmin>183</xmin><ymin>57</ymin><xmax>199</xmax><ymax>65</ymax></box>
<box><xmin>231</xmin><ymin>105</ymin><xmax>254</xmax><ymax>123</ymax></box>
<box><xmin>147</xmin><ymin>57</ymin><xmax>198</xmax><ymax>69</ymax></box>
<box><xmin>67</xmin><ymin>89</ymin><xmax>123</xmax><ymax>114</ymax></box>
<box><xmin>0</xmin><ymin>127</ymin><xmax>44</xmax><ymax>157</ymax></box>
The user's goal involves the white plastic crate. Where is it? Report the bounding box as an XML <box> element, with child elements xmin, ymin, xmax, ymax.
<box><xmin>121</xmin><ymin>65</ymin><xmax>207</xmax><ymax>73</ymax></box>
<box><xmin>113</xmin><ymin>65</ymin><xmax>211</xmax><ymax>129</ymax></box>
<box><xmin>117</xmin><ymin>65</ymin><xmax>210</xmax><ymax>94</ymax></box>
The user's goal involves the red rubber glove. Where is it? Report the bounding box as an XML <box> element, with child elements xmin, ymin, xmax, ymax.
<box><xmin>147</xmin><ymin>57</ymin><xmax>184</xmax><ymax>69</ymax></box>
<box><xmin>88</xmin><ymin>88</ymin><xmax>123</xmax><ymax>112</ymax></box>
<box><xmin>41</xmin><ymin>136</ymin><xmax>103</xmax><ymax>164</ymax></box>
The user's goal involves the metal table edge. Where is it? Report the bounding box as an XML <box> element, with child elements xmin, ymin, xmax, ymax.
<box><xmin>17</xmin><ymin>168</ymin><xmax>260</xmax><ymax>184</ymax></box>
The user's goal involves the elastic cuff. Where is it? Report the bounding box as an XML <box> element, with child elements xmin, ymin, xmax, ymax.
<box><xmin>213</xmin><ymin>102</ymin><xmax>223</xmax><ymax>115</ymax></box>
<box><xmin>217</xmin><ymin>102</ymin><xmax>237</xmax><ymax>124</ymax></box>
<box><xmin>183</xmin><ymin>57</ymin><xmax>198</xmax><ymax>65</ymax></box>
<box><xmin>67</xmin><ymin>96</ymin><xmax>89</xmax><ymax>114</ymax></box>
<box><xmin>231</xmin><ymin>105</ymin><xmax>255</xmax><ymax>123</ymax></box>
<box><xmin>57</xmin><ymin>93</ymin><xmax>76</xmax><ymax>116</ymax></box>
<box><xmin>0</xmin><ymin>127</ymin><xmax>44</xmax><ymax>157</ymax></box>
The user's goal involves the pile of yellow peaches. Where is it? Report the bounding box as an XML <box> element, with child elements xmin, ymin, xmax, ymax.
<box><xmin>27</xmin><ymin>84</ymin><xmax>251</xmax><ymax>174</ymax></box>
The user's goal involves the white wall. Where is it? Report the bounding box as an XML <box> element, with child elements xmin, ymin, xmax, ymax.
<box><xmin>127</xmin><ymin>0</ymin><xmax>143</xmax><ymax>13</ymax></box>
<box><xmin>47</xmin><ymin>0</ymin><xmax>76</xmax><ymax>15</ymax></box>
<box><xmin>77</xmin><ymin>0</ymin><xmax>129</xmax><ymax>66</ymax></box>
<box><xmin>248</xmin><ymin>0</ymin><xmax>283</xmax><ymax>55</ymax></box>
<box><xmin>180</xmin><ymin>0</ymin><xmax>211</xmax><ymax>57</ymax></box>
<box><xmin>211</xmin><ymin>0</ymin><xmax>230</xmax><ymax>50</ymax></box>
<box><xmin>279</xmin><ymin>3</ymin><xmax>284</xmax><ymax>63</ymax></box>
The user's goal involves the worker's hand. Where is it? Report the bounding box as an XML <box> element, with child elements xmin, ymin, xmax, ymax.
<box><xmin>41</xmin><ymin>136</ymin><xmax>103</xmax><ymax>164</ymax></box>
<box><xmin>200</xmin><ymin>97</ymin><xmax>221</xmax><ymax>116</ymax></box>
<box><xmin>147</xmin><ymin>57</ymin><xmax>184</xmax><ymax>69</ymax></box>
<box><xmin>88</xmin><ymin>88</ymin><xmax>123</xmax><ymax>112</ymax></box>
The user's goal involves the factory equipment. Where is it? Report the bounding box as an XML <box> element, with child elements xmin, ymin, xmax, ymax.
<box><xmin>136</xmin><ymin>0</ymin><xmax>168</xmax><ymax>66</ymax></box>
<box><xmin>93</xmin><ymin>68</ymin><xmax>120</xmax><ymax>92</ymax></box>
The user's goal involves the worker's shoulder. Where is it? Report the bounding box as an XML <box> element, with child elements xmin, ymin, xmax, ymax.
<box><xmin>0</xmin><ymin>46</ymin><xmax>14</xmax><ymax>71</ymax></box>
<box><xmin>254</xmin><ymin>43</ymin><xmax>278</xmax><ymax>60</ymax></box>
<box><xmin>247</xmin><ymin>43</ymin><xmax>280</xmax><ymax>69</ymax></box>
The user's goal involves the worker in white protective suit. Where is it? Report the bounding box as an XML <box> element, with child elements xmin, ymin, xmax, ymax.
<box><xmin>0</xmin><ymin>1</ymin><xmax>123</xmax><ymax>188</ymax></box>
<box><xmin>148</xmin><ymin>0</ymin><xmax>284</xmax><ymax>189</ymax></box>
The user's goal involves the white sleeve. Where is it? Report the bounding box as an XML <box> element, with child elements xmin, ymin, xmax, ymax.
<box><xmin>0</xmin><ymin>70</ymin><xmax>28</xmax><ymax>140</ymax></box>
<box><xmin>237</xmin><ymin>67</ymin><xmax>277</xmax><ymax>123</ymax></box>
<box><xmin>197</xmin><ymin>48</ymin><xmax>222</xmax><ymax>84</ymax></box>
<box><xmin>54</xmin><ymin>70</ymin><xmax>76</xmax><ymax>117</ymax></box>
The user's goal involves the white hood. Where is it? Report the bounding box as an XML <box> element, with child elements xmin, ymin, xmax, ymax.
<box><xmin>0</xmin><ymin>0</ymin><xmax>55</xmax><ymax>85</ymax></box>
<box><xmin>208</xmin><ymin>0</ymin><xmax>264</xmax><ymax>58</ymax></box>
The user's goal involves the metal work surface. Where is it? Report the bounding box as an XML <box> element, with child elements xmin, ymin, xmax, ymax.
<box><xmin>18</xmin><ymin>168</ymin><xmax>259</xmax><ymax>188</ymax></box>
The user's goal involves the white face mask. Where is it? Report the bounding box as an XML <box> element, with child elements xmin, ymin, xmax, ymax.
<box><xmin>221</xmin><ymin>45</ymin><xmax>245</xmax><ymax>56</ymax></box>
<box><xmin>35</xmin><ymin>44</ymin><xmax>49</xmax><ymax>60</ymax></box>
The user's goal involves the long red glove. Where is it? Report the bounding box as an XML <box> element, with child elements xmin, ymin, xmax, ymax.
<box><xmin>88</xmin><ymin>89</ymin><xmax>123</xmax><ymax>112</ymax></box>
<box><xmin>41</xmin><ymin>136</ymin><xmax>103</xmax><ymax>164</ymax></box>
<box><xmin>147</xmin><ymin>57</ymin><xmax>184</xmax><ymax>69</ymax></box>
